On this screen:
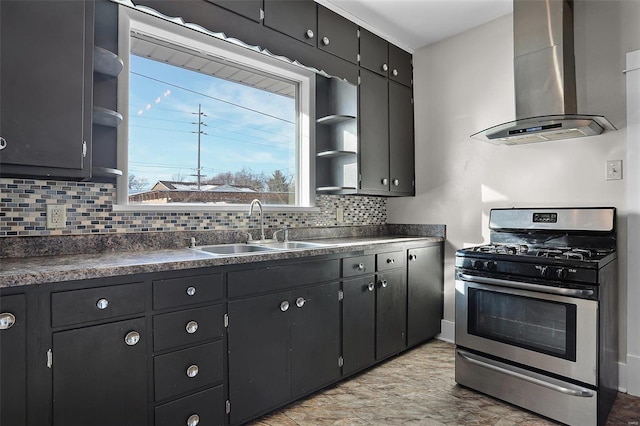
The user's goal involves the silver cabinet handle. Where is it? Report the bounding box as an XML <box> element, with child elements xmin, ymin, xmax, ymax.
<box><xmin>392</xmin><ymin>69</ymin><xmax>398</xmax><ymax>76</ymax></box>
<box><xmin>0</xmin><ymin>313</ymin><xmax>16</xmax><ymax>330</ymax></box>
<box><xmin>0</xmin><ymin>137</ymin><xmax>6</xmax><ymax>151</ymax></box>
<box><xmin>367</xmin><ymin>282</ymin><xmax>375</xmax><ymax>292</ymax></box>
<box><xmin>296</xmin><ymin>297</ymin><xmax>306</xmax><ymax>308</ymax></box>
<box><xmin>322</xmin><ymin>36</ymin><xmax>330</xmax><ymax>45</ymax></box>
<box><xmin>393</xmin><ymin>179</ymin><xmax>400</xmax><ymax>186</ymax></box>
<box><xmin>357</xmin><ymin>262</ymin><xmax>365</xmax><ymax>271</ymax></box>
<box><xmin>382</xmin><ymin>63</ymin><xmax>388</xmax><ymax>72</ymax></box>
<box><xmin>380</xmin><ymin>280</ymin><xmax>388</xmax><ymax>288</ymax></box>
<box><xmin>386</xmin><ymin>258</ymin><xmax>395</xmax><ymax>264</ymax></box>
<box><xmin>187</xmin><ymin>414</ymin><xmax>200</xmax><ymax>426</ymax></box>
<box><xmin>409</xmin><ymin>254</ymin><xmax>417</xmax><ymax>261</ymax></box>
<box><xmin>280</xmin><ymin>301</ymin><xmax>290</xmax><ymax>312</ymax></box>
<box><xmin>306</xmin><ymin>29</ymin><xmax>314</xmax><ymax>39</ymax></box>
<box><xmin>186</xmin><ymin>364</ymin><xmax>199</xmax><ymax>378</ymax></box>
<box><xmin>186</xmin><ymin>320</ymin><xmax>198</xmax><ymax>334</ymax></box>
<box><xmin>124</xmin><ymin>331</ymin><xmax>140</xmax><ymax>346</ymax></box>
<box><xmin>96</xmin><ymin>298</ymin><xmax>109</xmax><ymax>310</ymax></box>
<box><xmin>186</xmin><ymin>286</ymin><xmax>196</xmax><ymax>296</ymax></box>
<box><xmin>381</xmin><ymin>178</ymin><xmax>388</xmax><ymax>185</ymax></box>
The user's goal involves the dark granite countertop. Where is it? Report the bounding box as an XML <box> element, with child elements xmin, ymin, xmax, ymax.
<box><xmin>0</xmin><ymin>236</ymin><xmax>444</xmax><ymax>288</ymax></box>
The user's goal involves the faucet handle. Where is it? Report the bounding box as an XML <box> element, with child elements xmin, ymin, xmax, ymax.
<box><xmin>238</xmin><ymin>231</ymin><xmax>252</xmax><ymax>243</ymax></box>
<box><xmin>273</xmin><ymin>226</ymin><xmax>289</xmax><ymax>242</ymax></box>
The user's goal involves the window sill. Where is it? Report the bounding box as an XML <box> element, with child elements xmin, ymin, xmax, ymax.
<box><xmin>112</xmin><ymin>204</ymin><xmax>320</xmax><ymax>213</ymax></box>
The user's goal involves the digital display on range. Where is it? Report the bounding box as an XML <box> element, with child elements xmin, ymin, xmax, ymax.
<box><xmin>533</xmin><ymin>212</ymin><xmax>558</xmax><ymax>223</ymax></box>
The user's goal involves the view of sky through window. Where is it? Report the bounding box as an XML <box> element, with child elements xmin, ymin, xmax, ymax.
<box><xmin>128</xmin><ymin>54</ymin><xmax>297</xmax><ymax>199</ymax></box>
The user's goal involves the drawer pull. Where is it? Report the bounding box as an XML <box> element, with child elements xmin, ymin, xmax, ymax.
<box><xmin>280</xmin><ymin>301</ymin><xmax>290</xmax><ymax>312</ymax></box>
<box><xmin>186</xmin><ymin>286</ymin><xmax>196</xmax><ymax>296</ymax></box>
<box><xmin>186</xmin><ymin>320</ymin><xmax>199</xmax><ymax>334</ymax></box>
<box><xmin>96</xmin><ymin>298</ymin><xmax>109</xmax><ymax>310</ymax></box>
<box><xmin>382</xmin><ymin>63</ymin><xmax>389</xmax><ymax>72</ymax></box>
<box><xmin>392</xmin><ymin>69</ymin><xmax>399</xmax><ymax>76</ymax></box>
<box><xmin>357</xmin><ymin>263</ymin><xmax>365</xmax><ymax>271</ymax></box>
<box><xmin>295</xmin><ymin>297</ymin><xmax>306</xmax><ymax>308</ymax></box>
<box><xmin>379</xmin><ymin>279</ymin><xmax>388</xmax><ymax>288</ymax></box>
<box><xmin>393</xmin><ymin>179</ymin><xmax>400</xmax><ymax>186</ymax></box>
<box><xmin>409</xmin><ymin>254</ymin><xmax>417</xmax><ymax>261</ymax></box>
<box><xmin>0</xmin><ymin>313</ymin><xmax>16</xmax><ymax>330</ymax></box>
<box><xmin>386</xmin><ymin>258</ymin><xmax>395</xmax><ymax>264</ymax></box>
<box><xmin>124</xmin><ymin>331</ymin><xmax>140</xmax><ymax>346</ymax></box>
<box><xmin>322</xmin><ymin>36</ymin><xmax>330</xmax><ymax>46</ymax></box>
<box><xmin>381</xmin><ymin>178</ymin><xmax>388</xmax><ymax>185</ymax></box>
<box><xmin>186</xmin><ymin>364</ymin><xmax>199</xmax><ymax>378</ymax></box>
<box><xmin>367</xmin><ymin>282</ymin><xmax>375</xmax><ymax>292</ymax></box>
<box><xmin>187</xmin><ymin>414</ymin><xmax>200</xmax><ymax>426</ymax></box>
<box><xmin>305</xmin><ymin>29</ymin><xmax>314</xmax><ymax>39</ymax></box>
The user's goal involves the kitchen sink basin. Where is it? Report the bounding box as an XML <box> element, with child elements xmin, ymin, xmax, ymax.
<box><xmin>191</xmin><ymin>244</ymin><xmax>282</xmax><ymax>255</ymax></box>
<box><xmin>254</xmin><ymin>241</ymin><xmax>329</xmax><ymax>250</ymax></box>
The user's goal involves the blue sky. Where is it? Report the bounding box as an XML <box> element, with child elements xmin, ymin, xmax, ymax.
<box><xmin>128</xmin><ymin>55</ymin><xmax>296</xmax><ymax>189</ymax></box>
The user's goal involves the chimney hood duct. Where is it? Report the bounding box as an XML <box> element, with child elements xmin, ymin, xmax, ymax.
<box><xmin>471</xmin><ymin>0</ymin><xmax>615</xmax><ymax>145</ymax></box>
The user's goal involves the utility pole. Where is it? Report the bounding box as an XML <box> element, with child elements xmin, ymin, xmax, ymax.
<box><xmin>191</xmin><ymin>104</ymin><xmax>208</xmax><ymax>190</ymax></box>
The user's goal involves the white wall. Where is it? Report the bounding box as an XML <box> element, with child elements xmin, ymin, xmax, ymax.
<box><xmin>388</xmin><ymin>0</ymin><xmax>640</xmax><ymax>390</ymax></box>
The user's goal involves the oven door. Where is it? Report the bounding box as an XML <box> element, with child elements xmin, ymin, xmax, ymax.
<box><xmin>455</xmin><ymin>272</ymin><xmax>598</xmax><ymax>385</ymax></box>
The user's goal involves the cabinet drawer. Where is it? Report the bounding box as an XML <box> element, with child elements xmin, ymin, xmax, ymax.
<box><xmin>154</xmin><ymin>341</ymin><xmax>223</xmax><ymax>401</ymax></box>
<box><xmin>154</xmin><ymin>305</ymin><xmax>224</xmax><ymax>352</ymax></box>
<box><xmin>155</xmin><ymin>385</ymin><xmax>224</xmax><ymax>426</ymax></box>
<box><xmin>228</xmin><ymin>259</ymin><xmax>340</xmax><ymax>298</ymax></box>
<box><xmin>342</xmin><ymin>255</ymin><xmax>374</xmax><ymax>277</ymax></box>
<box><xmin>51</xmin><ymin>282</ymin><xmax>145</xmax><ymax>327</ymax></box>
<box><xmin>376</xmin><ymin>251</ymin><xmax>405</xmax><ymax>271</ymax></box>
<box><xmin>153</xmin><ymin>273</ymin><xmax>223</xmax><ymax>310</ymax></box>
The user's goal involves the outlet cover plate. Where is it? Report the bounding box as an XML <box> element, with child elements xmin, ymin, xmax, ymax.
<box><xmin>606</xmin><ymin>160</ymin><xmax>623</xmax><ymax>180</ymax></box>
<box><xmin>46</xmin><ymin>204</ymin><xmax>67</xmax><ymax>229</ymax></box>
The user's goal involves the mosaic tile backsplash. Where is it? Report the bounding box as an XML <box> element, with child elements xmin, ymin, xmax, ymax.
<box><xmin>0</xmin><ymin>179</ymin><xmax>387</xmax><ymax>237</ymax></box>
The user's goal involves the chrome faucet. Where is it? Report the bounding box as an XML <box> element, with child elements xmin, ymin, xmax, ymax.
<box><xmin>249</xmin><ymin>199</ymin><xmax>266</xmax><ymax>241</ymax></box>
<box><xmin>273</xmin><ymin>226</ymin><xmax>289</xmax><ymax>242</ymax></box>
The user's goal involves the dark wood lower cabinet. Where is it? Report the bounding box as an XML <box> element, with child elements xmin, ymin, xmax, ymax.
<box><xmin>228</xmin><ymin>281</ymin><xmax>341</xmax><ymax>424</ymax></box>
<box><xmin>376</xmin><ymin>269</ymin><xmax>407</xmax><ymax>360</ymax></box>
<box><xmin>407</xmin><ymin>245</ymin><xmax>444</xmax><ymax>346</ymax></box>
<box><xmin>342</xmin><ymin>276</ymin><xmax>376</xmax><ymax>375</ymax></box>
<box><xmin>0</xmin><ymin>294</ymin><xmax>27</xmax><ymax>426</ymax></box>
<box><xmin>52</xmin><ymin>318</ymin><xmax>147</xmax><ymax>426</ymax></box>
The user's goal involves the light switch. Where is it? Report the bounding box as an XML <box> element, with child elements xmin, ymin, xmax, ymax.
<box><xmin>606</xmin><ymin>160</ymin><xmax>623</xmax><ymax>181</ymax></box>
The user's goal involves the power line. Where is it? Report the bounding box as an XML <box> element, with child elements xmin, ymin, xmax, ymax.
<box><xmin>131</xmin><ymin>71</ymin><xmax>295</xmax><ymax>124</ymax></box>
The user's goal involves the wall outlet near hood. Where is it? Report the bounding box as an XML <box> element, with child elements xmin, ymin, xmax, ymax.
<box><xmin>606</xmin><ymin>160</ymin><xmax>623</xmax><ymax>181</ymax></box>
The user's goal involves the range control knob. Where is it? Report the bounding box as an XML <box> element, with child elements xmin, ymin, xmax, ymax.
<box><xmin>484</xmin><ymin>261</ymin><xmax>497</xmax><ymax>271</ymax></box>
<box><xmin>470</xmin><ymin>260</ymin><xmax>482</xmax><ymax>270</ymax></box>
<box><xmin>556</xmin><ymin>268</ymin><xmax>569</xmax><ymax>279</ymax></box>
<box><xmin>539</xmin><ymin>266</ymin><xmax>550</xmax><ymax>278</ymax></box>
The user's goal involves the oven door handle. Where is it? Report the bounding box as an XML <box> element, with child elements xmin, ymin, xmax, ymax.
<box><xmin>457</xmin><ymin>350</ymin><xmax>595</xmax><ymax>398</ymax></box>
<box><xmin>458</xmin><ymin>273</ymin><xmax>594</xmax><ymax>298</ymax></box>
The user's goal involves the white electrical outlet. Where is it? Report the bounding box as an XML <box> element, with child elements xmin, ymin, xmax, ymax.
<box><xmin>46</xmin><ymin>204</ymin><xmax>67</xmax><ymax>229</ymax></box>
<box><xmin>336</xmin><ymin>207</ymin><xmax>344</xmax><ymax>223</ymax></box>
<box><xmin>606</xmin><ymin>160</ymin><xmax>623</xmax><ymax>181</ymax></box>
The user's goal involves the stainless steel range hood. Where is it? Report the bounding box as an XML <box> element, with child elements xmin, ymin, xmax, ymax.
<box><xmin>471</xmin><ymin>0</ymin><xmax>615</xmax><ymax>145</ymax></box>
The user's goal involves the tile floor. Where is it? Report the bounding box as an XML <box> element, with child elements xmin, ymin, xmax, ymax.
<box><xmin>251</xmin><ymin>340</ymin><xmax>640</xmax><ymax>426</ymax></box>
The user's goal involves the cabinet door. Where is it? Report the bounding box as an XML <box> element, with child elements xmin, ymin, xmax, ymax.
<box><xmin>0</xmin><ymin>0</ymin><xmax>93</xmax><ymax>178</ymax></box>
<box><xmin>228</xmin><ymin>291</ymin><xmax>291</xmax><ymax>424</ymax></box>
<box><xmin>407</xmin><ymin>245</ymin><xmax>444</xmax><ymax>346</ymax></box>
<box><xmin>389</xmin><ymin>81</ymin><xmax>415</xmax><ymax>195</ymax></box>
<box><xmin>376</xmin><ymin>269</ymin><xmax>406</xmax><ymax>360</ymax></box>
<box><xmin>263</xmin><ymin>0</ymin><xmax>316</xmax><ymax>46</ymax></box>
<box><xmin>389</xmin><ymin>44</ymin><xmax>413</xmax><ymax>87</ymax></box>
<box><xmin>0</xmin><ymin>294</ymin><xmax>26</xmax><ymax>426</ymax></box>
<box><xmin>317</xmin><ymin>5</ymin><xmax>358</xmax><ymax>63</ymax></box>
<box><xmin>52</xmin><ymin>318</ymin><xmax>147</xmax><ymax>426</ymax></box>
<box><xmin>206</xmin><ymin>0</ymin><xmax>263</xmax><ymax>22</ymax></box>
<box><xmin>359</xmin><ymin>28</ymin><xmax>388</xmax><ymax>76</ymax></box>
<box><xmin>359</xmin><ymin>69</ymin><xmax>389</xmax><ymax>193</ymax></box>
<box><xmin>342</xmin><ymin>276</ymin><xmax>375</xmax><ymax>375</ymax></box>
<box><xmin>291</xmin><ymin>281</ymin><xmax>341</xmax><ymax>397</ymax></box>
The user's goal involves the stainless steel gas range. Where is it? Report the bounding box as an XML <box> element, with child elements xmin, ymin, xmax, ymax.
<box><xmin>455</xmin><ymin>207</ymin><xmax>618</xmax><ymax>426</ymax></box>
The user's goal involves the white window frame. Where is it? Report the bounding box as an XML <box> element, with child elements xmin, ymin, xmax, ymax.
<box><xmin>115</xmin><ymin>5</ymin><xmax>316</xmax><ymax>212</ymax></box>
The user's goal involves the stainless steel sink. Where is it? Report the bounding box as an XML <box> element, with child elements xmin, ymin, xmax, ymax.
<box><xmin>191</xmin><ymin>244</ymin><xmax>282</xmax><ymax>255</ymax></box>
<box><xmin>254</xmin><ymin>241</ymin><xmax>329</xmax><ymax>250</ymax></box>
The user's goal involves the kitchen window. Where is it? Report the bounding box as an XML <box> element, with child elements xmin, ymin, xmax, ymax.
<box><xmin>116</xmin><ymin>6</ymin><xmax>315</xmax><ymax>210</ymax></box>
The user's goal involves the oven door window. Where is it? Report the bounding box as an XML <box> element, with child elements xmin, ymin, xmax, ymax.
<box><xmin>467</xmin><ymin>288</ymin><xmax>577</xmax><ymax>361</ymax></box>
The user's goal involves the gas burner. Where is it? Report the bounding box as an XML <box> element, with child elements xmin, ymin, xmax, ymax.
<box><xmin>474</xmin><ymin>244</ymin><xmax>529</xmax><ymax>255</ymax></box>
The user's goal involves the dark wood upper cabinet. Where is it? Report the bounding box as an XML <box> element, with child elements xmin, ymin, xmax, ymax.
<box><xmin>206</xmin><ymin>0</ymin><xmax>263</xmax><ymax>22</ymax></box>
<box><xmin>389</xmin><ymin>44</ymin><xmax>413</xmax><ymax>87</ymax></box>
<box><xmin>317</xmin><ymin>5</ymin><xmax>358</xmax><ymax>64</ymax></box>
<box><xmin>389</xmin><ymin>81</ymin><xmax>415</xmax><ymax>195</ymax></box>
<box><xmin>359</xmin><ymin>28</ymin><xmax>389</xmax><ymax>77</ymax></box>
<box><xmin>263</xmin><ymin>0</ymin><xmax>317</xmax><ymax>46</ymax></box>
<box><xmin>0</xmin><ymin>0</ymin><xmax>94</xmax><ymax>179</ymax></box>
